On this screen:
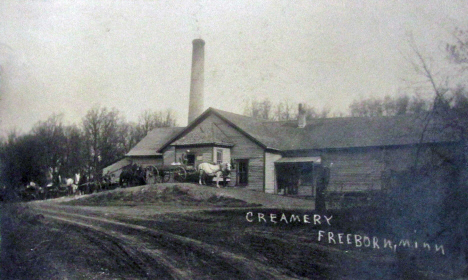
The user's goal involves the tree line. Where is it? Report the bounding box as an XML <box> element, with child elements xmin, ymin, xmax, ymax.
<box><xmin>0</xmin><ymin>106</ymin><xmax>177</xmax><ymax>190</ymax></box>
<box><xmin>243</xmin><ymin>94</ymin><xmax>433</xmax><ymax>121</ymax></box>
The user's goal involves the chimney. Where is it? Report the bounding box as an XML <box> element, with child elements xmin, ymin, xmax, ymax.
<box><xmin>188</xmin><ymin>39</ymin><xmax>205</xmax><ymax>124</ymax></box>
<box><xmin>298</xmin><ymin>103</ymin><xmax>306</xmax><ymax>128</ymax></box>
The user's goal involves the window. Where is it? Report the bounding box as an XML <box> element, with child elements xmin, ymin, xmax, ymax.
<box><xmin>216</xmin><ymin>149</ymin><xmax>223</xmax><ymax>164</ymax></box>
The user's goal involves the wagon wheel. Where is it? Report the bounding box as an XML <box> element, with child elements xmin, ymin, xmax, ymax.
<box><xmin>145</xmin><ymin>166</ymin><xmax>159</xmax><ymax>184</ymax></box>
<box><xmin>173</xmin><ymin>166</ymin><xmax>187</xmax><ymax>182</ymax></box>
<box><xmin>161</xmin><ymin>169</ymin><xmax>171</xmax><ymax>183</ymax></box>
<box><xmin>122</xmin><ymin>177</ymin><xmax>133</xmax><ymax>188</ymax></box>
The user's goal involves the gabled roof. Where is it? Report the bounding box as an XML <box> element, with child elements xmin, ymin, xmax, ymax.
<box><xmin>272</xmin><ymin>114</ymin><xmax>459</xmax><ymax>150</ymax></box>
<box><xmin>130</xmin><ymin>108</ymin><xmax>460</xmax><ymax>157</ymax></box>
<box><xmin>158</xmin><ymin>107</ymin><xmax>284</xmax><ymax>152</ymax></box>
<box><xmin>210</xmin><ymin>109</ymin><xmax>287</xmax><ymax>150</ymax></box>
<box><xmin>210</xmin><ymin>108</ymin><xmax>459</xmax><ymax>151</ymax></box>
<box><xmin>172</xmin><ymin>120</ymin><xmax>233</xmax><ymax>146</ymax></box>
<box><xmin>126</xmin><ymin>127</ymin><xmax>184</xmax><ymax>156</ymax></box>
<box><xmin>102</xmin><ymin>158</ymin><xmax>131</xmax><ymax>174</ymax></box>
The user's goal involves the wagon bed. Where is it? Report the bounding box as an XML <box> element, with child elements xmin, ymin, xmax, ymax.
<box><xmin>145</xmin><ymin>164</ymin><xmax>197</xmax><ymax>184</ymax></box>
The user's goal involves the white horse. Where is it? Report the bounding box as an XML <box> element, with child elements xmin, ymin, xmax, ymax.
<box><xmin>198</xmin><ymin>162</ymin><xmax>232</xmax><ymax>188</ymax></box>
<box><xmin>62</xmin><ymin>173</ymin><xmax>81</xmax><ymax>196</ymax></box>
<box><xmin>71</xmin><ymin>173</ymin><xmax>80</xmax><ymax>195</ymax></box>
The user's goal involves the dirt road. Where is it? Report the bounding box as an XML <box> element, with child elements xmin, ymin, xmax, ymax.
<box><xmin>1</xmin><ymin>184</ymin><xmax>454</xmax><ymax>279</ymax></box>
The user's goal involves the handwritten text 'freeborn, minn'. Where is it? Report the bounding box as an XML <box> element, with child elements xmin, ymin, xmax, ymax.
<box><xmin>245</xmin><ymin>212</ymin><xmax>445</xmax><ymax>255</ymax></box>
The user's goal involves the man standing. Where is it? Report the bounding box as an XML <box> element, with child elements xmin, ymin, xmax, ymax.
<box><xmin>316</xmin><ymin>166</ymin><xmax>330</xmax><ymax>212</ymax></box>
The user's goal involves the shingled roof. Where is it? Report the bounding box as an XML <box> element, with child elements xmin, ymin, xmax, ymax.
<box><xmin>211</xmin><ymin>108</ymin><xmax>459</xmax><ymax>151</ymax></box>
<box><xmin>126</xmin><ymin>127</ymin><xmax>184</xmax><ymax>156</ymax></box>
<box><xmin>172</xmin><ymin>122</ymin><xmax>234</xmax><ymax>146</ymax></box>
<box><xmin>127</xmin><ymin>108</ymin><xmax>460</xmax><ymax>157</ymax></box>
<box><xmin>102</xmin><ymin>158</ymin><xmax>131</xmax><ymax>174</ymax></box>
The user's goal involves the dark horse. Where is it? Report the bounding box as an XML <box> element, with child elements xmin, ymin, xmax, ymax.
<box><xmin>119</xmin><ymin>164</ymin><xmax>146</xmax><ymax>188</ymax></box>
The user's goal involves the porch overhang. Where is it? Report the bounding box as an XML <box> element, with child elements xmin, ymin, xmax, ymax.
<box><xmin>275</xmin><ymin>156</ymin><xmax>322</xmax><ymax>164</ymax></box>
<box><xmin>171</xmin><ymin>142</ymin><xmax>234</xmax><ymax>148</ymax></box>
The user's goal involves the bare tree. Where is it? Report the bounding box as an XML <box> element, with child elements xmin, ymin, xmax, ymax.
<box><xmin>116</xmin><ymin>109</ymin><xmax>179</xmax><ymax>153</ymax></box>
<box><xmin>302</xmin><ymin>104</ymin><xmax>330</xmax><ymax>120</ymax></box>
<box><xmin>382</xmin><ymin>32</ymin><xmax>468</xmax><ymax>276</ymax></box>
<box><xmin>349</xmin><ymin>98</ymin><xmax>383</xmax><ymax>117</ymax></box>
<box><xmin>119</xmin><ymin>121</ymin><xmax>140</xmax><ymax>154</ymax></box>
<box><xmin>245</xmin><ymin>98</ymin><xmax>329</xmax><ymax>121</ymax></box>
<box><xmin>243</xmin><ymin>98</ymin><xmax>273</xmax><ymax>120</ymax></box>
<box><xmin>0</xmin><ymin>106</ymin><xmax>178</xmax><ymax>196</ymax></box>
<box><xmin>447</xmin><ymin>28</ymin><xmax>468</xmax><ymax>66</ymax></box>
<box><xmin>272</xmin><ymin>100</ymin><xmax>298</xmax><ymax>121</ymax></box>
<box><xmin>31</xmin><ymin>114</ymin><xmax>67</xmax><ymax>179</ymax></box>
<box><xmin>349</xmin><ymin>94</ymin><xmax>430</xmax><ymax>117</ymax></box>
<box><xmin>61</xmin><ymin>125</ymin><xmax>85</xmax><ymax>177</ymax></box>
<box><xmin>136</xmin><ymin>109</ymin><xmax>177</xmax><ymax>136</ymax></box>
<box><xmin>0</xmin><ymin>133</ymin><xmax>43</xmax><ymax>189</ymax></box>
<box><xmin>382</xmin><ymin>94</ymin><xmax>411</xmax><ymax>116</ymax></box>
<box><xmin>0</xmin><ymin>116</ymin><xmax>88</xmax><ymax>193</ymax></box>
<box><xmin>82</xmin><ymin>106</ymin><xmax>127</xmax><ymax>181</ymax></box>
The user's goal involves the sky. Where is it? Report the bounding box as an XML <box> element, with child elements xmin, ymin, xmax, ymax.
<box><xmin>1</xmin><ymin>0</ymin><xmax>468</xmax><ymax>137</ymax></box>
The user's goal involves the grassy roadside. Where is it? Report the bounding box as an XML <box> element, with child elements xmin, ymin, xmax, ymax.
<box><xmin>1</xmin><ymin>204</ymin><xmax>53</xmax><ymax>279</ymax></box>
<box><xmin>2</xmin><ymin>183</ymin><xmax>462</xmax><ymax>279</ymax></box>
<box><xmin>62</xmin><ymin>184</ymin><xmax>262</xmax><ymax>208</ymax></box>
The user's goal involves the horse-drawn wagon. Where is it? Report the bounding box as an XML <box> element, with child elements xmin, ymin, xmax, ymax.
<box><xmin>144</xmin><ymin>164</ymin><xmax>196</xmax><ymax>184</ymax></box>
<box><xmin>19</xmin><ymin>182</ymin><xmax>45</xmax><ymax>201</ymax></box>
<box><xmin>117</xmin><ymin>163</ymin><xmax>194</xmax><ymax>187</ymax></box>
<box><xmin>115</xmin><ymin>162</ymin><xmax>232</xmax><ymax>188</ymax></box>
<box><xmin>119</xmin><ymin>162</ymin><xmax>231</xmax><ymax>187</ymax></box>
<box><xmin>145</xmin><ymin>162</ymin><xmax>232</xmax><ymax>187</ymax></box>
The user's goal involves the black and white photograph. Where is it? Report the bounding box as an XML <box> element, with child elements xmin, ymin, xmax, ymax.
<box><xmin>1</xmin><ymin>1</ymin><xmax>468</xmax><ymax>279</ymax></box>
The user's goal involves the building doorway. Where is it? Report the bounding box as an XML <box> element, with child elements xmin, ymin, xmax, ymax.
<box><xmin>186</xmin><ymin>154</ymin><xmax>196</xmax><ymax>167</ymax></box>
<box><xmin>275</xmin><ymin>162</ymin><xmax>314</xmax><ymax>196</ymax></box>
<box><xmin>236</xmin><ymin>159</ymin><xmax>249</xmax><ymax>186</ymax></box>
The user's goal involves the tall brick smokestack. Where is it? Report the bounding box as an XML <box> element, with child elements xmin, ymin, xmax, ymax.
<box><xmin>188</xmin><ymin>39</ymin><xmax>205</xmax><ymax>124</ymax></box>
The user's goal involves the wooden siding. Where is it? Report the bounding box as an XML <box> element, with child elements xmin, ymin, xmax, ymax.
<box><xmin>170</xmin><ymin>114</ymin><xmax>265</xmax><ymax>191</ymax></box>
<box><xmin>283</xmin><ymin>144</ymin><xmax>459</xmax><ymax>193</ymax></box>
<box><xmin>264</xmin><ymin>152</ymin><xmax>282</xmax><ymax>194</ymax></box>
<box><xmin>323</xmin><ymin>148</ymin><xmax>383</xmax><ymax>192</ymax></box>
<box><xmin>246</xmin><ymin>157</ymin><xmax>264</xmax><ymax>191</ymax></box>
<box><xmin>130</xmin><ymin>157</ymin><xmax>163</xmax><ymax>168</ymax></box>
<box><xmin>285</xmin><ymin>149</ymin><xmax>380</xmax><ymax>193</ymax></box>
<box><xmin>211</xmin><ymin>115</ymin><xmax>265</xmax><ymax>191</ymax></box>
<box><xmin>175</xmin><ymin>146</ymin><xmax>213</xmax><ymax>168</ymax></box>
<box><xmin>381</xmin><ymin>145</ymin><xmax>458</xmax><ymax>171</ymax></box>
<box><xmin>162</xmin><ymin>146</ymin><xmax>176</xmax><ymax>166</ymax></box>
